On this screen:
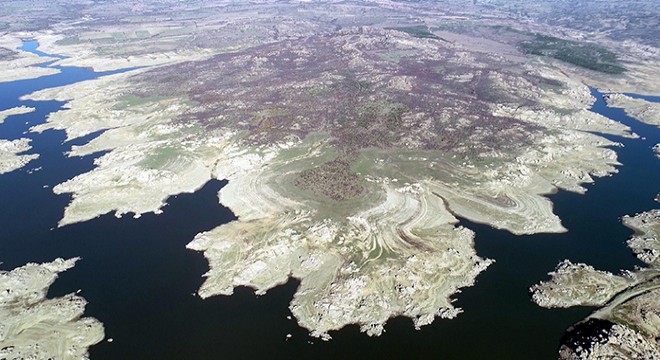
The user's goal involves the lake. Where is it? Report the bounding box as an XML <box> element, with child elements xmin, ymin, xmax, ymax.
<box><xmin>0</xmin><ymin>42</ymin><xmax>657</xmax><ymax>359</ymax></box>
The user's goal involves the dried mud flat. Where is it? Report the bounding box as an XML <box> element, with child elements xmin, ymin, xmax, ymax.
<box><xmin>531</xmin><ymin>210</ymin><xmax>660</xmax><ymax>359</ymax></box>
<box><xmin>0</xmin><ymin>258</ymin><xmax>104</xmax><ymax>360</ymax></box>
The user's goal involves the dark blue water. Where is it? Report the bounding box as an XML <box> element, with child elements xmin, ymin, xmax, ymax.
<box><xmin>18</xmin><ymin>40</ymin><xmax>68</xmax><ymax>60</ymax></box>
<box><xmin>623</xmin><ymin>92</ymin><xmax>660</xmax><ymax>103</ymax></box>
<box><xmin>0</xmin><ymin>43</ymin><xmax>658</xmax><ymax>360</ymax></box>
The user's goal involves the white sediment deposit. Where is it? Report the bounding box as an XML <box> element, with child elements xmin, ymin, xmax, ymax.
<box><xmin>0</xmin><ymin>258</ymin><xmax>104</xmax><ymax>360</ymax></box>
<box><xmin>0</xmin><ymin>34</ymin><xmax>60</xmax><ymax>82</ymax></box>
<box><xmin>0</xmin><ymin>105</ymin><xmax>35</xmax><ymax>124</ymax></box>
<box><xmin>529</xmin><ymin>260</ymin><xmax>637</xmax><ymax>308</ymax></box>
<box><xmin>33</xmin><ymin>32</ymin><xmax>215</xmax><ymax>72</ymax></box>
<box><xmin>604</xmin><ymin>93</ymin><xmax>660</xmax><ymax>127</ymax></box>
<box><xmin>0</xmin><ymin>54</ymin><xmax>60</xmax><ymax>82</ymax></box>
<box><xmin>54</xmin><ymin>48</ymin><xmax>215</xmax><ymax>73</ymax></box>
<box><xmin>623</xmin><ymin>209</ymin><xmax>660</xmax><ymax>267</ymax></box>
<box><xmin>188</xmin><ymin>146</ymin><xmax>493</xmax><ymax>338</ymax></box>
<box><xmin>531</xmin><ymin>210</ymin><xmax>660</xmax><ymax>308</ymax></box>
<box><xmin>0</xmin><ymin>105</ymin><xmax>39</xmax><ymax>177</ymax></box>
<box><xmin>25</xmin><ymin>71</ymin><xmax>218</xmax><ymax>226</ymax></box>
<box><xmin>531</xmin><ymin>209</ymin><xmax>660</xmax><ymax>359</ymax></box>
<box><xmin>0</xmin><ymin>138</ymin><xmax>39</xmax><ymax>174</ymax></box>
<box><xmin>18</xmin><ymin>30</ymin><xmax>649</xmax><ymax>338</ymax></box>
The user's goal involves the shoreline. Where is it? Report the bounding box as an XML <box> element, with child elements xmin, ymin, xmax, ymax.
<box><xmin>0</xmin><ymin>2</ymin><xmax>658</xmax><ymax>356</ymax></box>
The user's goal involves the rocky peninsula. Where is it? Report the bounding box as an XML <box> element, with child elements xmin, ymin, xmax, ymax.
<box><xmin>2</xmin><ymin>0</ymin><xmax>659</xmax><ymax>345</ymax></box>
<box><xmin>0</xmin><ymin>258</ymin><xmax>104</xmax><ymax>360</ymax></box>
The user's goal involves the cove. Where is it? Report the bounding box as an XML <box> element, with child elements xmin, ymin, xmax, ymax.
<box><xmin>0</xmin><ymin>42</ymin><xmax>657</xmax><ymax>359</ymax></box>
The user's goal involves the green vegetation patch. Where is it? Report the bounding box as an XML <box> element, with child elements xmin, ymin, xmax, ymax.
<box><xmin>112</xmin><ymin>95</ymin><xmax>169</xmax><ymax>110</ymax></box>
<box><xmin>55</xmin><ymin>36</ymin><xmax>81</xmax><ymax>46</ymax></box>
<box><xmin>138</xmin><ymin>145</ymin><xmax>183</xmax><ymax>170</ymax></box>
<box><xmin>386</xmin><ymin>25</ymin><xmax>441</xmax><ymax>40</ymax></box>
<box><xmin>135</xmin><ymin>30</ymin><xmax>151</xmax><ymax>39</ymax></box>
<box><xmin>433</xmin><ymin>20</ymin><xmax>478</xmax><ymax>33</ymax></box>
<box><xmin>111</xmin><ymin>32</ymin><xmax>128</xmax><ymax>42</ymax></box>
<box><xmin>489</xmin><ymin>25</ymin><xmax>533</xmax><ymax>36</ymax></box>
<box><xmin>520</xmin><ymin>35</ymin><xmax>625</xmax><ymax>74</ymax></box>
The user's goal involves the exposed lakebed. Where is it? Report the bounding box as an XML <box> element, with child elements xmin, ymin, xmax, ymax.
<box><xmin>0</xmin><ymin>42</ymin><xmax>658</xmax><ymax>359</ymax></box>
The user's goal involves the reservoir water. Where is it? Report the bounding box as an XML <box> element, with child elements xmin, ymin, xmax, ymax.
<box><xmin>0</xmin><ymin>42</ymin><xmax>658</xmax><ymax>359</ymax></box>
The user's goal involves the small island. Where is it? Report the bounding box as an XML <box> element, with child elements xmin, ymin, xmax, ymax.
<box><xmin>531</xmin><ymin>209</ymin><xmax>660</xmax><ymax>359</ymax></box>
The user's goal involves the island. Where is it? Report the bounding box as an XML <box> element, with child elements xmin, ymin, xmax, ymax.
<box><xmin>604</xmin><ymin>94</ymin><xmax>660</xmax><ymax>127</ymax></box>
<box><xmin>0</xmin><ymin>138</ymin><xmax>38</xmax><ymax>175</ymax></box>
<box><xmin>0</xmin><ymin>106</ymin><xmax>39</xmax><ymax>174</ymax></box>
<box><xmin>531</xmin><ymin>209</ymin><xmax>660</xmax><ymax>359</ymax></box>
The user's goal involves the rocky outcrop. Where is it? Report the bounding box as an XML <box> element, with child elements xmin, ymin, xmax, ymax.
<box><xmin>0</xmin><ymin>258</ymin><xmax>104</xmax><ymax>360</ymax></box>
